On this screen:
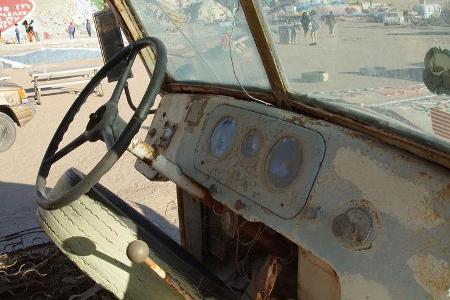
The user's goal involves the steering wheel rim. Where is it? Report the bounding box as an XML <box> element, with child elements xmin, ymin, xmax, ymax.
<box><xmin>36</xmin><ymin>37</ymin><xmax>167</xmax><ymax>210</ymax></box>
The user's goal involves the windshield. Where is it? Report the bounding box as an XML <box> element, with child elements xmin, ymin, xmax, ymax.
<box><xmin>126</xmin><ymin>0</ymin><xmax>450</xmax><ymax>147</ymax></box>
<box><xmin>128</xmin><ymin>0</ymin><xmax>270</xmax><ymax>90</ymax></box>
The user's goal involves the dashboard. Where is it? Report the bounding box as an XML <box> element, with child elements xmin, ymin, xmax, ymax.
<box><xmin>136</xmin><ymin>93</ymin><xmax>450</xmax><ymax>300</ymax></box>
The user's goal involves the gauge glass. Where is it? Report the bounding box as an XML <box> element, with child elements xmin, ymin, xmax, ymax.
<box><xmin>209</xmin><ymin>117</ymin><xmax>237</xmax><ymax>158</ymax></box>
<box><xmin>241</xmin><ymin>129</ymin><xmax>262</xmax><ymax>158</ymax></box>
<box><xmin>266</xmin><ymin>137</ymin><xmax>302</xmax><ymax>188</ymax></box>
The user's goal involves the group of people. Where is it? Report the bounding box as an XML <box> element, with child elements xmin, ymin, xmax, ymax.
<box><xmin>13</xmin><ymin>20</ymin><xmax>39</xmax><ymax>43</ymax></box>
<box><xmin>68</xmin><ymin>20</ymin><xmax>93</xmax><ymax>39</ymax></box>
<box><xmin>9</xmin><ymin>19</ymin><xmax>93</xmax><ymax>43</ymax></box>
<box><xmin>288</xmin><ymin>10</ymin><xmax>337</xmax><ymax>46</ymax></box>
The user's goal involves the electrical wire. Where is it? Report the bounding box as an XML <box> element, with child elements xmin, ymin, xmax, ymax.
<box><xmin>234</xmin><ymin>220</ymin><xmax>267</xmax><ymax>279</ymax></box>
<box><xmin>229</xmin><ymin>1</ymin><xmax>270</xmax><ymax>106</ymax></box>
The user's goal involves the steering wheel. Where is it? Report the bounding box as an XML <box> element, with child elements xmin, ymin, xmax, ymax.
<box><xmin>36</xmin><ymin>37</ymin><xmax>167</xmax><ymax>210</ymax></box>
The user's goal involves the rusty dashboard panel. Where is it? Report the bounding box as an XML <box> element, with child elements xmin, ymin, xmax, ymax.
<box><xmin>193</xmin><ymin>105</ymin><xmax>325</xmax><ymax>218</ymax></box>
<box><xmin>136</xmin><ymin>94</ymin><xmax>450</xmax><ymax>299</ymax></box>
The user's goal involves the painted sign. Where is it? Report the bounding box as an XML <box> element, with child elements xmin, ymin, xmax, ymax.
<box><xmin>0</xmin><ymin>0</ymin><xmax>34</xmax><ymax>33</ymax></box>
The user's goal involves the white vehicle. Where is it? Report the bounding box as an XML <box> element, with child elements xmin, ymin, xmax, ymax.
<box><xmin>384</xmin><ymin>12</ymin><xmax>404</xmax><ymax>25</ymax></box>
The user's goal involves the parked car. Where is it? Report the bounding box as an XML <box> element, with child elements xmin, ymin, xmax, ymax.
<box><xmin>0</xmin><ymin>80</ymin><xmax>36</xmax><ymax>152</ymax></box>
<box><xmin>384</xmin><ymin>11</ymin><xmax>405</xmax><ymax>25</ymax></box>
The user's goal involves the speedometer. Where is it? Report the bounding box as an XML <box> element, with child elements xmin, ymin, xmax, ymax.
<box><xmin>266</xmin><ymin>137</ymin><xmax>303</xmax><ymax>188</ymax></box>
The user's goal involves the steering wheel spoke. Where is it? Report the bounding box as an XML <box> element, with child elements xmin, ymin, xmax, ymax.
<box><xmin>45</xmin><ymin>132</ymin><xmax>89</xmax><ymax>165</ymax></box>
<box><xmin>109</xmin><ymin>52</ymin><xmax>137</xmax><ymax>105</ymax></box>
<box><xmin>100</xmin><ymin>127</ymin><xmax>115</xmax><ymax>150</ymax></box>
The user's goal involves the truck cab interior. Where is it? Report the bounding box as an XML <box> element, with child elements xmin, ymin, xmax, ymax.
<box><xmin>35</xmin><ymin>1</ymin><xmax>450</xmax><ymax>299</ymax></box>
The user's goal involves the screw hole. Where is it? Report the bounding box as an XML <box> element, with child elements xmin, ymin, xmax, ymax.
<box><xmin>280</xmin><ymin>203</ymin><xmax>284</xmax><ymax>207</ymax></box>
<box><xmin>162</xmin><ymin>112</ymin><xmax>167</xmax><ymax>118</ymax></box>
<box><xmin>201</xmin><ymin>161</ymin><xmax>204</xmax><ymax>165</ymax></box>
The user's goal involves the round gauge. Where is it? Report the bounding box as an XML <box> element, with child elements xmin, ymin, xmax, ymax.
<box><xmin>241</xmin><ymin>129</ymin><xmax>262</xmax><ymax>158</ymax></box>
<box><xmin>209</xmin><ymin>116</ymin><xmax>238</xmax><ymax>158</ymax></box>
<box><xmin>266</xmin><ymin>137</ymin><xmax>303</xmax><ymax>188</ymax></box>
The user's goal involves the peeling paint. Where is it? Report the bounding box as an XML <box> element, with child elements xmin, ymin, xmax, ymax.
<box><xmin>334</xmin><ymin>148</ymin><xmax>443</xmax><ymax>230</ymax></box>
<box><xmin>437</xmin><ymin>184</ymin><xmax>450</xmax><ymax>204</ymax></box>
<box><xmin>341</xmin><ymin>273</ymin><xmax>393</xmax><ymax>300</ymax></box>
<box><xmin>408</xmin><ymin>254</ymin><xmax>450</xmax><ymax>300</ymax></box>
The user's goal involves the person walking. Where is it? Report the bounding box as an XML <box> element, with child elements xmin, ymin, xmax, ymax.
<box><xmin>14</xmin><ymin>24</ymin><xmax>20</xmax><ymax>43</ymax></box>
<box><xmin>67</xmin><ymin>22</ymin><xmax>76</xmax><ymax>39</ymax></box>
<box><xmin>300</xmin><ymin>12</ymin><xmax>310</xmax><ymax>38</ymax></box>
<box><xmin>290</xmin><ymin>22</ymin><xmax>297</xmax><ymax>44</ymax></box>
<box><xmin>325</xmin><ymin>11</ymin><xmax>337</xmax><ymax>37</ymax></box>
<box><xmin>310</xmin><ymin>10</ymin><xmax>320</xmax><ymax>46</ymax></box>
<box><xmin>86</xmin><ymin>19</ymin><xmax>92</xmax><ymax>38</ymax></box>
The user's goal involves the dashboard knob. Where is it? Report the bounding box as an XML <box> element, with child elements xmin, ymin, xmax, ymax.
<box><xmin>332</xmin><ymin>213</ymin><xmax>353</xmax><ymax>238</ymax></box>
<box><xmin>332</xmin><ymin>208</ymin><xmax>374</xmax><ymax>250</ymax></box>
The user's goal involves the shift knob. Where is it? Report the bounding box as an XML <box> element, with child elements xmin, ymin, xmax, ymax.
<box><xmin>127</xmin><ymin>240</ymin><xmax>150</xmax><ymax>263</ymax></box>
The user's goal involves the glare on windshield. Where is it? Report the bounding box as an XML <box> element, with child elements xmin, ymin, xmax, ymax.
<box><xmin>128</xmin><ymin>0</ymin><xmax>270</xmax><ymax>91</ymax></box>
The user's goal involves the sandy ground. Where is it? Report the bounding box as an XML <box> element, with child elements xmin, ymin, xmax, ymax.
<box><xmin>0</xmin><ymin>44</ymin><xmax>179</xmax><ymax>251</ymax></box>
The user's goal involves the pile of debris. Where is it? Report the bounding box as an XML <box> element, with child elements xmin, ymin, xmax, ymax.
<box><xmin>0</xmin><ymin>243</ymin><xmax>115</xmax><ymax>299</ymax></box>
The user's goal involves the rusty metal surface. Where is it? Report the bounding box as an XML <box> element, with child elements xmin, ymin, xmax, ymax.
<box><xmin>129</xmin><ymin>138</ymin><xmax>224</xmax><ymax>213</ymax></box>
<box><xmin>137</xmin><ymin>93</ymin><xmax>450</xmax><ymax>299</ymax></box>
<box><xmin>250</xmin><ymin>255</ymin><xmax>280</xmax><ymax>300</ymax></box>
<box><xmin>165</xmin><ymin>84</ymin><xmax>275</xmax><ymax>104</ymax></box>
<box><xmin>298</xmin><ymin>248</ymin><xmax>341</xmax><ymax>300</ymax></box>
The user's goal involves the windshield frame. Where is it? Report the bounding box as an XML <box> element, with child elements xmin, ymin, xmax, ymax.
<box><xmin>108</xmin><ymin>0</ymin><xmax>450</xmax><ymax>169</ymax></box>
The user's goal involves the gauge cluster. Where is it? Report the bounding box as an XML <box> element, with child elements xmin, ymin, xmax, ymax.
<box><xmin>194</xmin><ymin>105</ymin><xmax>325</xmax><ymax>218</ymax></box>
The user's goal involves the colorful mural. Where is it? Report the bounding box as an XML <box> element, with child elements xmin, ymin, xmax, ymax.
<box><xmin>0</xmin><ymin>0</ymin><xmax>34</xmax><ymax>33</ymax></box>
<box><xmin>1</xmin><ymin>0</ymin><xmax>102</xmax><ymax>40</ymax></box>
